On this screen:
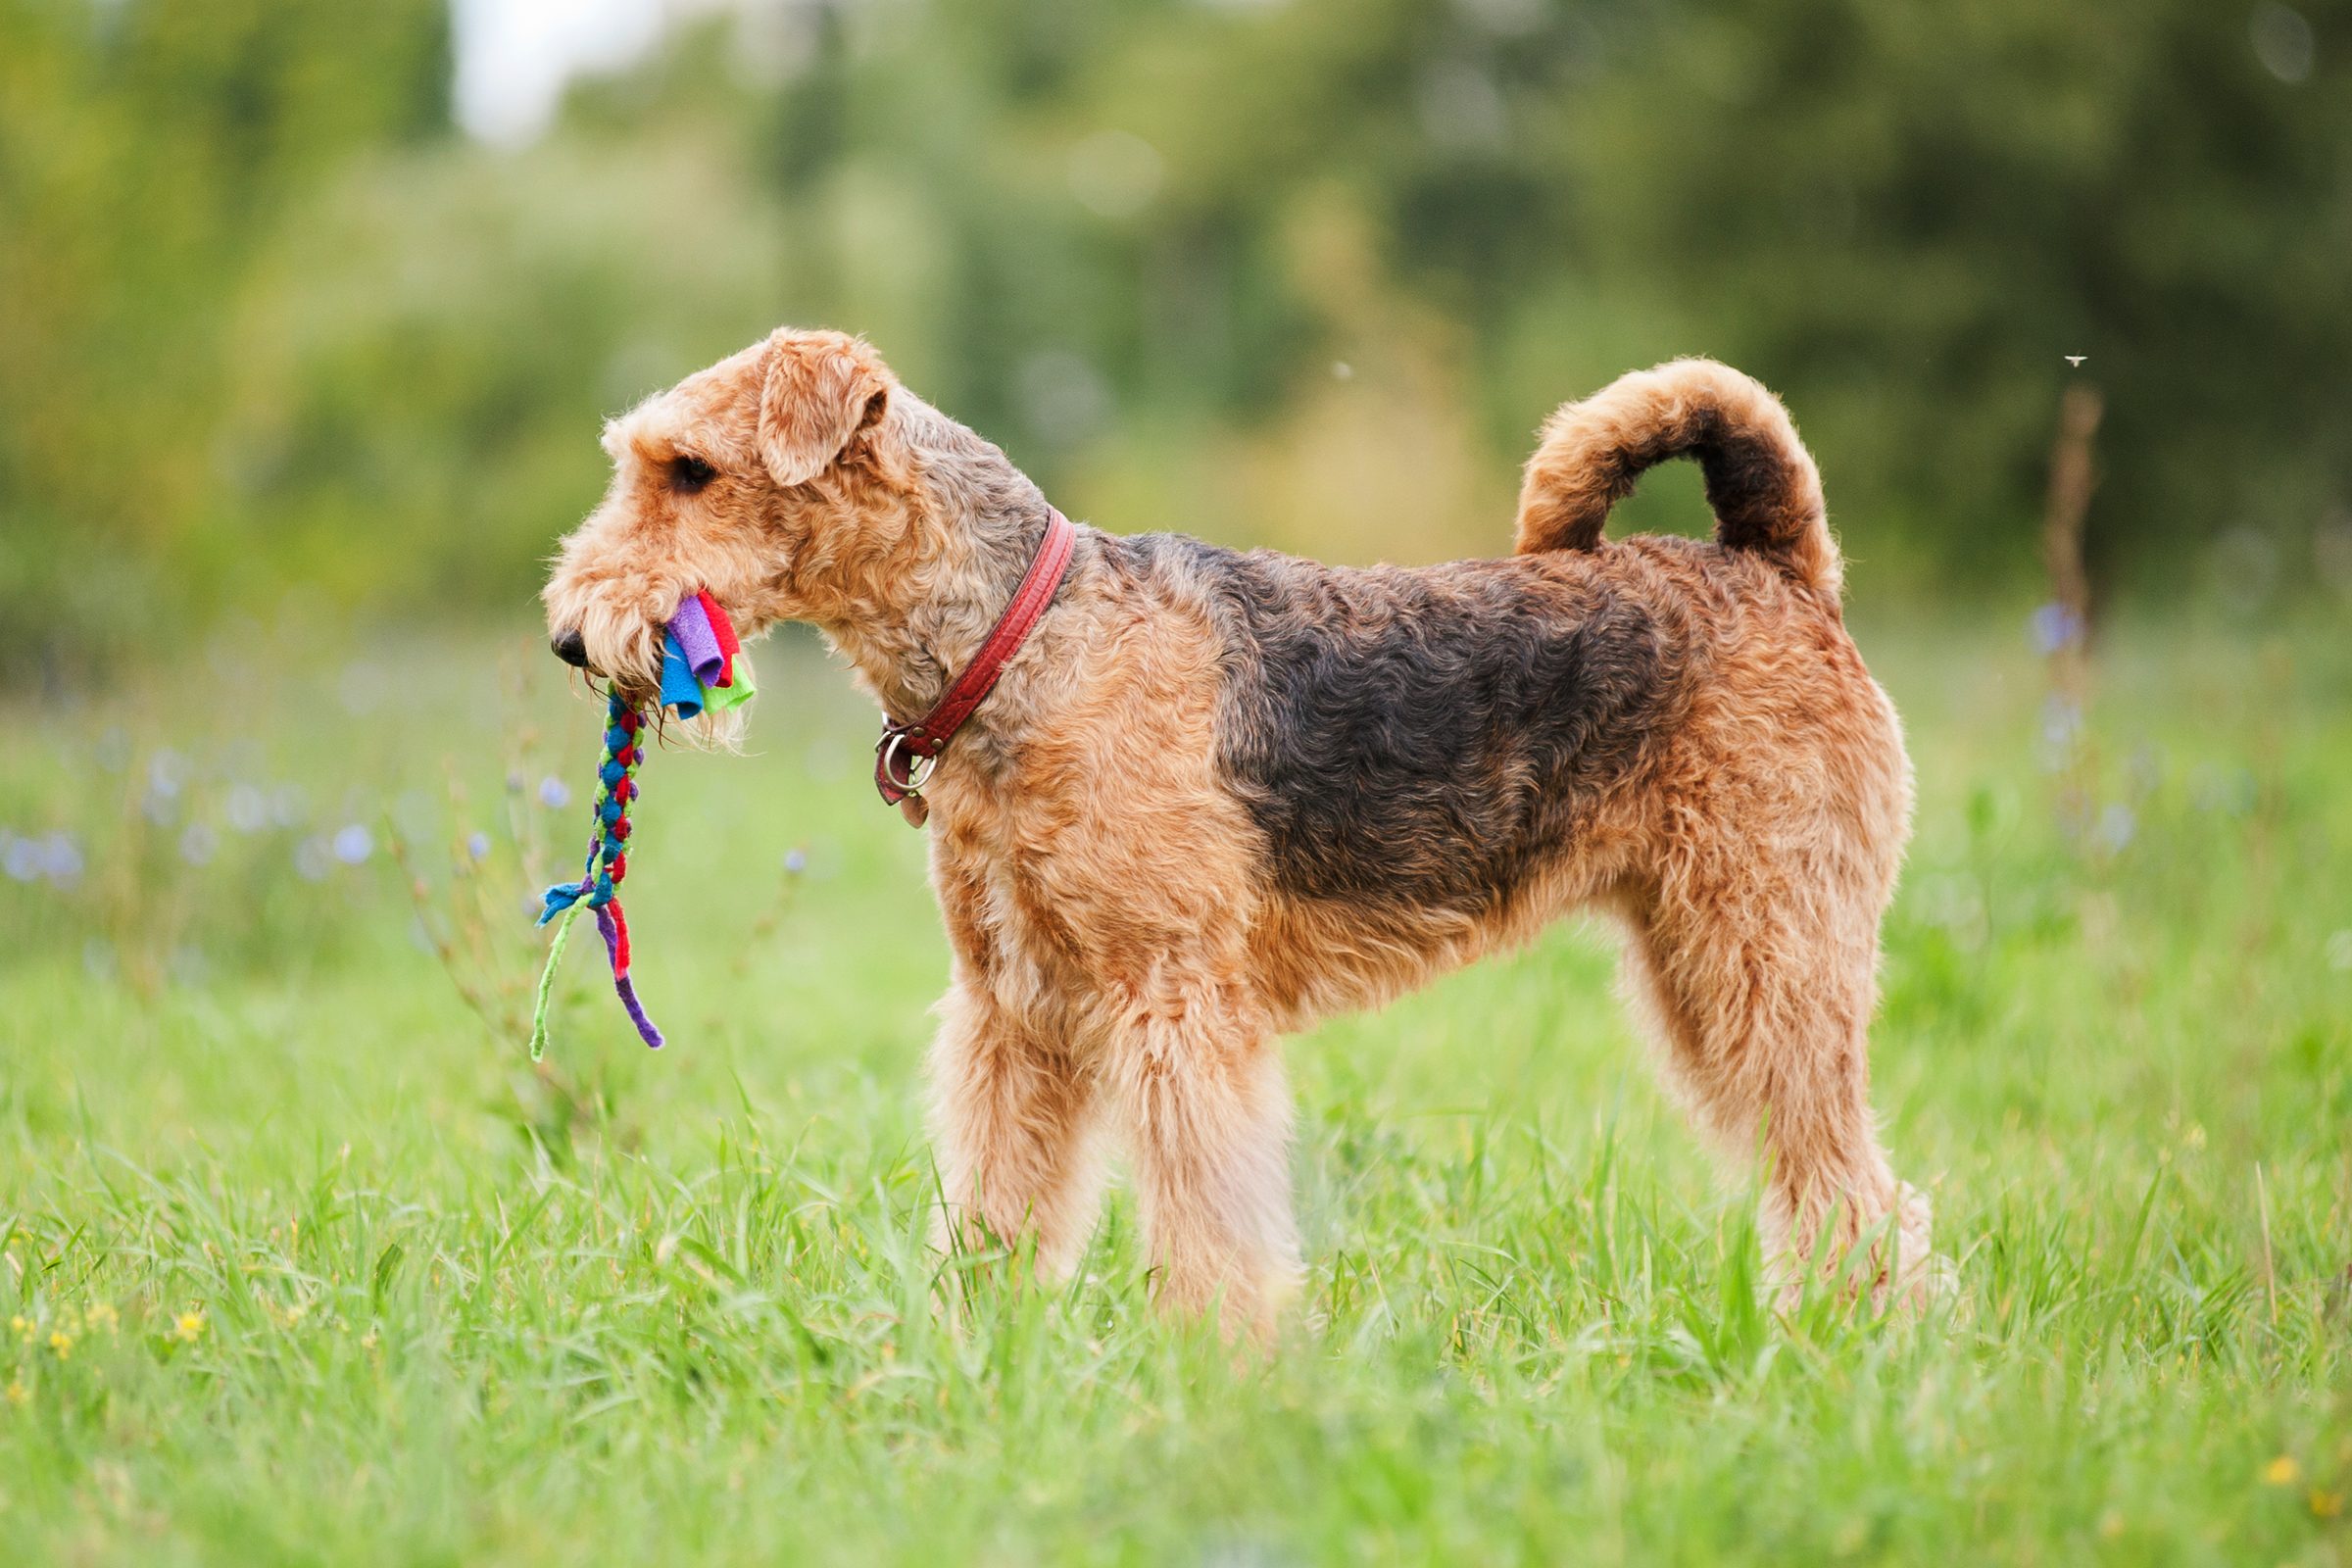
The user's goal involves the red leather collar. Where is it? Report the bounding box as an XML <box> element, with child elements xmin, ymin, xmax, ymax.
<box><xmin>874</xmin><ymin>509</ymin><xmax>1078</xmax><ymax>822</ymax></box>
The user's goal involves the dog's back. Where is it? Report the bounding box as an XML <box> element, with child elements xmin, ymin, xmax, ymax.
<box><xmin>1091</xmin><ymin>351</ymin><xmax>1883</xmax><ymax>939</ymax></box>
<box><xmin>1099</xmin><ymin>535</ymin><xmax>1691</xmax><ymax>917</ymax></box>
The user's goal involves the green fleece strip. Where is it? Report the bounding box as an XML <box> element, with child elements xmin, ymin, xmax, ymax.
<box><xmin>528</xmin><ymin>902</ymin><xmax>584</xmax><ymax>1061</ymax></box>
<box><xmin>701</xmin><ymin>661</ymin><xmax>758</xmax><ymax>713</ymax></box>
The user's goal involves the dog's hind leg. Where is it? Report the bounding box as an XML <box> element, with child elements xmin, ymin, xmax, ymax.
<box><xmin>1105</xmin><ymin>976</ymin><xmax>1300</xmax><ymax>1343</ymax></box>
<box><xmin>1619</xmin><ymin>845</ymin><xmax>1940</xmax><ymax>1312</ymax></box>
<box><xmin>926</xmin><ymin>985</ymin><xmax>1106</xmax><ymax>1283</ymax></box>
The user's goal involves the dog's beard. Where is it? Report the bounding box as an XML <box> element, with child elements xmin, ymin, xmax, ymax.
<box><xmin>554</xmin><ymin>597</ymin><xmax>755</xmax><ymax>752</ymax></box>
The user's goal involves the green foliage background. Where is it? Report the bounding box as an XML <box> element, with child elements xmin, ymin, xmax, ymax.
<box><xmin>2</xmin><ymin>0</ymin><xmax>2347</xmax><ymax>684</ymax></box>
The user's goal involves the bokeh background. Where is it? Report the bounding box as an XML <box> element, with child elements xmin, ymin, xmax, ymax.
<box><xmin>6</xmin><ymin>7</ymin><xmax>2352</xmax><ymax>1559</ymax></box>
<box><xmin>5</xmin><ymin>0</ymin><xmax>2349</xmax><ymax>689</ymax></box>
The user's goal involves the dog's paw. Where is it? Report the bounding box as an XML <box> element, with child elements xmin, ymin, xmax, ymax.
<box><xmin>1879</xmin><ymin>1181</ymin><xmax>1957</xmax><ymax>1313</ymax></box>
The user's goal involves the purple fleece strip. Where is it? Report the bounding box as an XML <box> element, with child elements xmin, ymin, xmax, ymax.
<box><xmin>614</xmin><ymin>975</ymin><xmax>663</xmax><ymax>1050</ymax></box>
<box><xmin>664</xmin><ymin>594</ymin><xmax>725</xmax><ymax>690</ymax></box>
<box><xmin>595</xmin><ymin>905</ymin><xmax>664</xmax><ymax>1050</ymax></box>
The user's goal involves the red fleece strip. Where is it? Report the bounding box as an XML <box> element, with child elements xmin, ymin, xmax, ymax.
<box><xmin>697</xmin><ymin>590</ymin><xmax>742</xmax><ymax>687</ymax></box>
<box><xmin>606</xmin><ymin>899</ymin><xmax>631</xmax><ymax>975</ymax></box>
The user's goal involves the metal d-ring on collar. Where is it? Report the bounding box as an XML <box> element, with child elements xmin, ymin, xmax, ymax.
<box><xmin>871</xmin><ymin>509</ymin><xmax>1079</xmax><ymax>821</ymax></box>
<box><xmin>875</xmin><ymin>729</ymin><xmax>939</xmax><ymax>799</ymax></box>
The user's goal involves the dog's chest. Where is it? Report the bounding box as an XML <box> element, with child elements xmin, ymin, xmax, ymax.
<box><xmin>928</xmin><ymin>811</ymin><xmax>1094</xmax><ymax>1013</ymax></box>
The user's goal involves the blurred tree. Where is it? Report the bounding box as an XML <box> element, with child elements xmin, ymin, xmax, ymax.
<box><xmin>745</xmin><ymin>0</ymin><xmax>2350</xmax><ymax>593</ymax></box>
<box><xmin>0</xmin><ymin>0</ymin><xmax>449</xmax><ymax>677</ymax></box>
<box><xmin>1546</xmin><ymin>0</ymin><xmax>2352</xmax><ymax>595</ymax></box>
<box><xmin>217</xmin><ymin>113</ymin><xmax>788</xmax><ymax>614</ymax></box>
<box><xmin>3</xmin><ymin>0</ymin><xmax>2345</xmax><ymax>684</ymax></box>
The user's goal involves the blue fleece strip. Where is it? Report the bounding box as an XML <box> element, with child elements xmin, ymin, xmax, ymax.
<box><xmin>659</xmin><ymin>629</ymin><xmax>704</xmax><ymax>718</ymax></box>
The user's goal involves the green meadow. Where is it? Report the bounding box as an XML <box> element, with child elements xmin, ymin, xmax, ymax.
<box><xmin>3</xmin><ymin>608</ymin><xmax>2347</xmax><ymax>1565</ymax></box>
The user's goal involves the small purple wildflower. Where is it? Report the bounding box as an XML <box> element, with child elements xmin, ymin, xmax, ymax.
<box><xmin>40</xmin><ymin>833</ymin><xmax>83</xmax><ymax>888</ymax></box>
<box><xmin>270</xmin><ymin>784</ymin><xmax>310</xmax><ymax>829</ymax></box>
<box><xmin>2</xmin><ymin>834</ymin><xmax>39</xmax><ymax>883</ymax></box>
<box><xmin>2040</xmin><ymin>695</ymin><xmax>2083</xmax><ymax>749</ymax></box>
<box><xmin>2094</xmin><ymin>803</ymin><xmax>2136</xmax><ymax>855</ymax></box>
<box><xmin>144</xmin><ymin>750</ymin><xmax>186</xmax><ymax>823</ymax></box>
<box><xmin>331</xmin><ymin>824</ymin><xmax>373</xmax><ymax>865</ymax></box>
<box><xmin>466</xmin><ymin>831</ymin><xmax>493</xmax><ymax>862</ymax></box>
<box><xmin>2035</xmin><ymin>695</ymin><xmax>2084</xmax><ymax>772</ymax></box>
<box><xmin>293</xmin><ymin>837</ymin><xmax>332</xmax><ymax>882</ymax></box>
<box><xmin>783</xmin><ymin>849</ymin><xmax>808</xmax><ymax>875</ymax></box>
<box><xmin>537</xmin><ymin>776</ymin><xmax>571</xmax><ymax>810</ymax></box>
<box><xmin>225</xmin><ymin>785</ymin><xmax>270</xmax><ymax>833</ymax></box>
<box><xmin>147</xmin><ymin>749</ymin><xmax>186</xmax><ymax>798</ymax></box>
<box><xmin>179</xmin><ymin>822</ymin><xmax>219</xmax><ymax>866</ymax></box>
<box><xmin>2029</xmin><ymin>602</ymin><xmax>2084</xmax><ymax>656</ymax></box>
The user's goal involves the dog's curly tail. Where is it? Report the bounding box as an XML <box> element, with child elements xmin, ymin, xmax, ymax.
<box><xmin>1514</xmin><ymin>358</ymin><xmax>1839</xmax><ymax>597</ymax></box>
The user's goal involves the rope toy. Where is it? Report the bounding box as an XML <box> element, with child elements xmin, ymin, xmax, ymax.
<box><xmin>528</xmin><ymin>590</ymin><xmax>755</xmax><ymax>1059</ymax></box>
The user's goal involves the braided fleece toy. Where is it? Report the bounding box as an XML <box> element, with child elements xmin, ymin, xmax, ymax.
<box><xmin>528</xmin><ymin>590</ymin><xmax>755</xmax><ymax>1059</ymax></box>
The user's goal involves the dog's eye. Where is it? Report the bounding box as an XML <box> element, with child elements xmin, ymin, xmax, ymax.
<box><xmin>670</xmin><ymin>455</ymin><xmax>716</xmax><ymax>494</ymax></box>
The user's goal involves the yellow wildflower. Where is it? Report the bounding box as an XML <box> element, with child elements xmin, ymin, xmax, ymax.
<box><xmin>84</xmin><ymin>1303</ymin><xmax>119</xmax><ymax>1335</ymax></box>
<box><xmin>2264</xmin><ymin>1455</ymin><xmax>2301</xmax><ymax>1487</ymax></box>
<box><xmin>173</xmin><ymin>1311</ymin><xmax>206</xmax><ymax>1344</ymax></box>
<box><xmin>2313</xmin><ymin>1490</ymin><xmax>2346</xmax><ymax>1520</ymax></box>
<box><xmin>47</xmin><ymin>1331</ymin><xmax>73</xmax><ymax>1359</ymax></box>
<box><xmin>5</xmin><ymin>1374</ymin><xmax>27</xmax><ymax>1406</ymax></box>
<box><xmin>9</xmin><ymin>1315</ymin><xmax>27</xmax><ymax>1345</ymax></box>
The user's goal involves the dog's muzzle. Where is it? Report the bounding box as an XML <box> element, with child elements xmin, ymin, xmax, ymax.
<box><xmin>550</xmin><ymin>627</ymin><xmax>591</xmax><ymax>668</ymax></box>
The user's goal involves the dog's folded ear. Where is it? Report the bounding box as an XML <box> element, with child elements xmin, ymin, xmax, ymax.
<box><xmin>757</xmin><ymin>331</ymin><xmax>892</xmax><ymax>486</ymax></box>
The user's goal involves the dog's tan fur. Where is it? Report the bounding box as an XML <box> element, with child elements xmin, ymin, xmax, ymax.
<box><xmin>545</xmin><ymin>328</ymin><xmax>1942</xmax><ymax>1338</ymax></box>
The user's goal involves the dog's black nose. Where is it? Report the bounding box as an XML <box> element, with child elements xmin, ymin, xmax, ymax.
<box><xmin>550</xmin><ymin>627</ymin><xmax>590</xmax><ymax>668</ymax></box>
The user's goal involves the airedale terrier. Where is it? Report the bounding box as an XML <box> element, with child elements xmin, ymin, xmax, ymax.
<box><xmin>543</xmin><ymin>328</ymin><xmax>1940</xmax><ymax>1336</ymax></box>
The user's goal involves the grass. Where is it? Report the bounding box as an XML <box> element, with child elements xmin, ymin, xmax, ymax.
<box><xmin>3</xmin><ymin>604</ymin><xmax>2348</xmax><ymax>1565</ymax></box>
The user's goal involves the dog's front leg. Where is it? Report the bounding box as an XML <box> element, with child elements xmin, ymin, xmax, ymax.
<box><xmin>1104</xmin><ymin>975</ymin><xmax>1299</xmax><ymax>1344</ymax></box>
<box><xmin>925</xmin><ymin>984</ymin><xmax>1106</xmax><ymax>1285</ymax></box>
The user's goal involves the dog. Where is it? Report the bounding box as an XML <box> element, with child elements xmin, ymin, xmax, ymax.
<box><xmin>543</xmin><ymin>327</ymin><xmax>1941</xmax><ymax>1337</ymax></box>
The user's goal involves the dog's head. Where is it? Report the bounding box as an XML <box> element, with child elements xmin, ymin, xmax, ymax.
<box><xmin>542</xmin><ymin>328</ymin><xmax>922</xmax><ymax>723</ymax></box>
